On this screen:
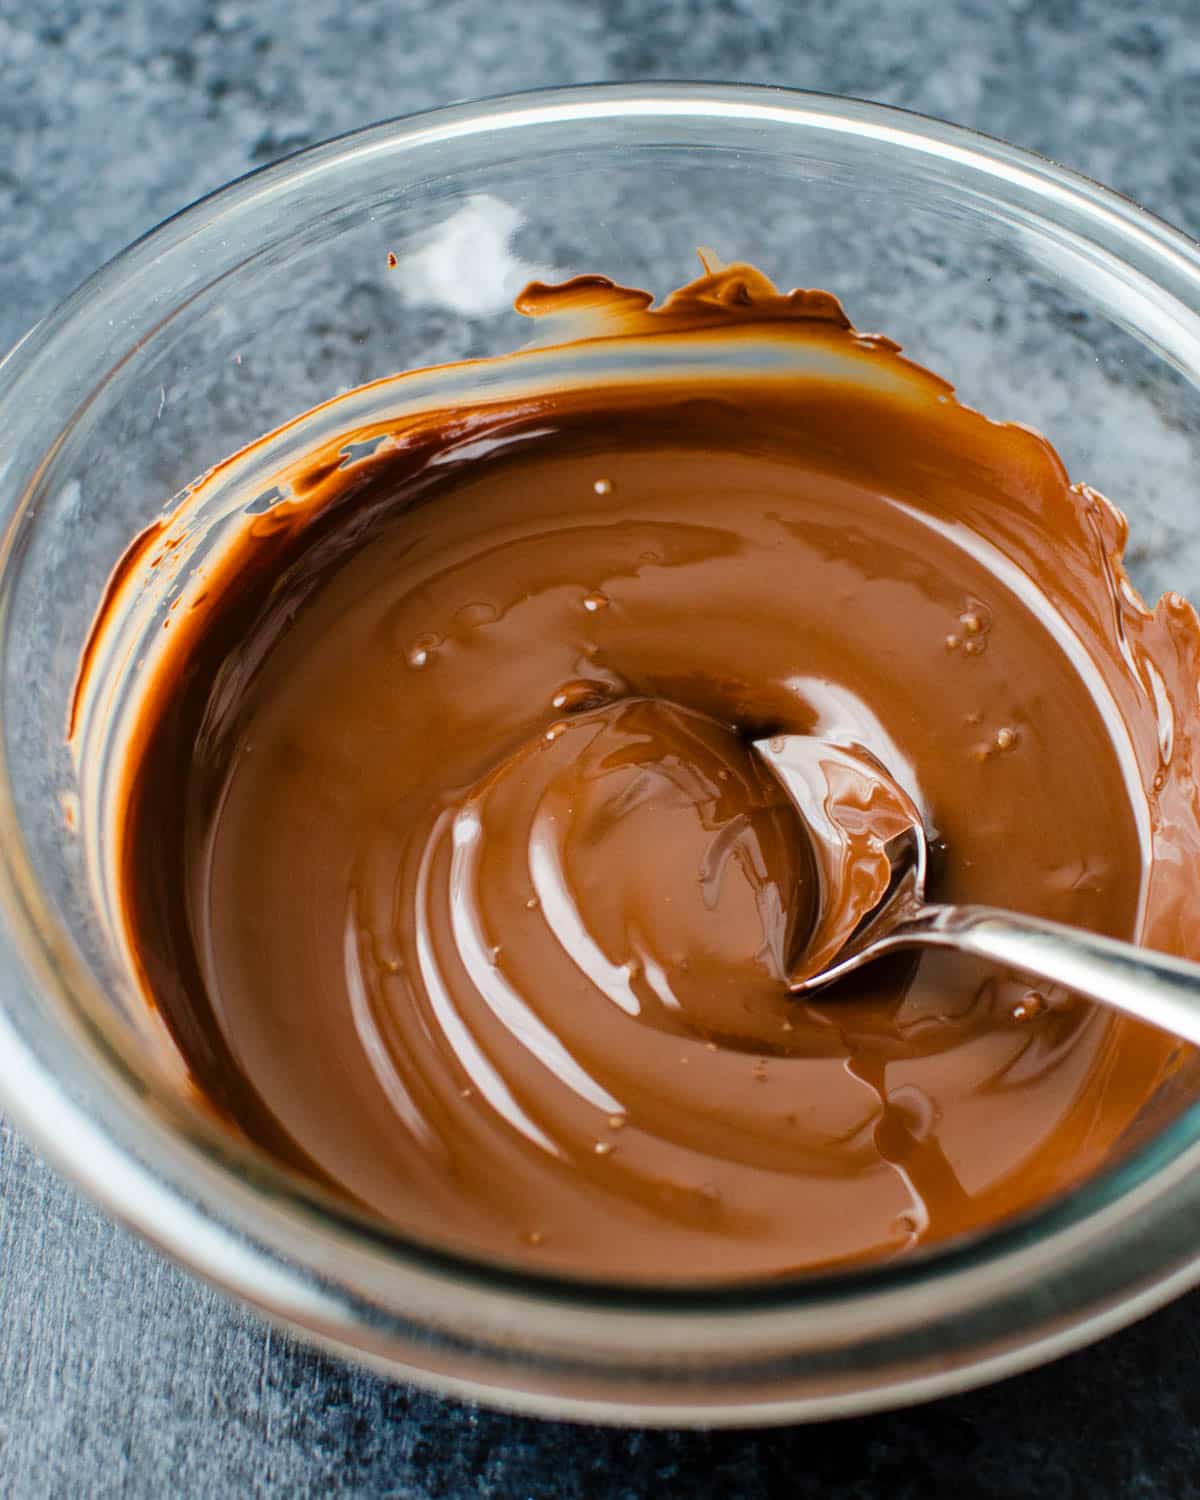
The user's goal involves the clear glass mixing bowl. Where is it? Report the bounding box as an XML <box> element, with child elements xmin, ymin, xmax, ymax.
<box><xmin>3</xmin><ymin>84</ymin><xmax>1200</xmax><ymax>1426</ymax></box>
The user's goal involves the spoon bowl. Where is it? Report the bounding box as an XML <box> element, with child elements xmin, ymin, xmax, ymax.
<box><xmin>751</xmin><ymin>732</ymin><xmax>928</xmax><ymax>987</ymax></box>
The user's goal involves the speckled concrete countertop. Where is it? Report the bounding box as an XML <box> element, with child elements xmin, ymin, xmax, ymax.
<box><xmin>4</xmin><ymin>1</ymin><xmax>1200</xmax><ymax>1494</ymax></box>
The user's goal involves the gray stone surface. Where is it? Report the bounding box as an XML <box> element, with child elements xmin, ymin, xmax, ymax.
<box><xmin>4</xmin><ymin>0</ymin><xmax>1200</xmax><ymax>1493</ymax></box>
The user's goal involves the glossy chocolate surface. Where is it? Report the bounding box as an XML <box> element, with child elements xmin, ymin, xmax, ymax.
<box><xmin>97</xmin><ymin>265</ymin><xmax>1200</xmax><ymax>1281</ymax></box>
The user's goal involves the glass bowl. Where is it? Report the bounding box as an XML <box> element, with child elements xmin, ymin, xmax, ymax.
<box><xmin>4</xmin><ymin>83</ymin><xmax>1200</xmax><ymax>1427</ymax></box>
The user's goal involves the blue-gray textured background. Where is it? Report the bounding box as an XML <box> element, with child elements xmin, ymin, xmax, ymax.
<box><xmin>4</xmin><ymin>1</ymin><xmax>1200</xmax><ymax>1494</ymax></box>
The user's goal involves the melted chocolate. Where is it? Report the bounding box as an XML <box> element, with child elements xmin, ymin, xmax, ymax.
<box><xmin>82</xmin><ymin>262</ymin><xmax>1200</xmax><ymax>1282</ymax></box>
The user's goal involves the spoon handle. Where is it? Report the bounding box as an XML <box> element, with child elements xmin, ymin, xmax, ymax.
<box><xmin>903</xmin><ymin>905</ymin><xmax>1200</xmax><ymax>1047</ymax></box>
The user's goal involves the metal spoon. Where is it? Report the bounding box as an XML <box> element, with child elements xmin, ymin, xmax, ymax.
<box><xmin>754</xmin><ymin>733</ymin><xmax>1200</xmax><ymax>1048</ymax></box>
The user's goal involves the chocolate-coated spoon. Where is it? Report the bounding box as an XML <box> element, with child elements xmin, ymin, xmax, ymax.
<box><xmin>754</xmin><ymin>734</ymin><xmax>1200</xmax><ymax>1047</ymax></box>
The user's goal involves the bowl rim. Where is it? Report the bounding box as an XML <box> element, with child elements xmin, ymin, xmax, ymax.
<box><xmin>4</xmin><ymin>80</ymin><xmax>1200</xmax><ymax>1424</ymax></box>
